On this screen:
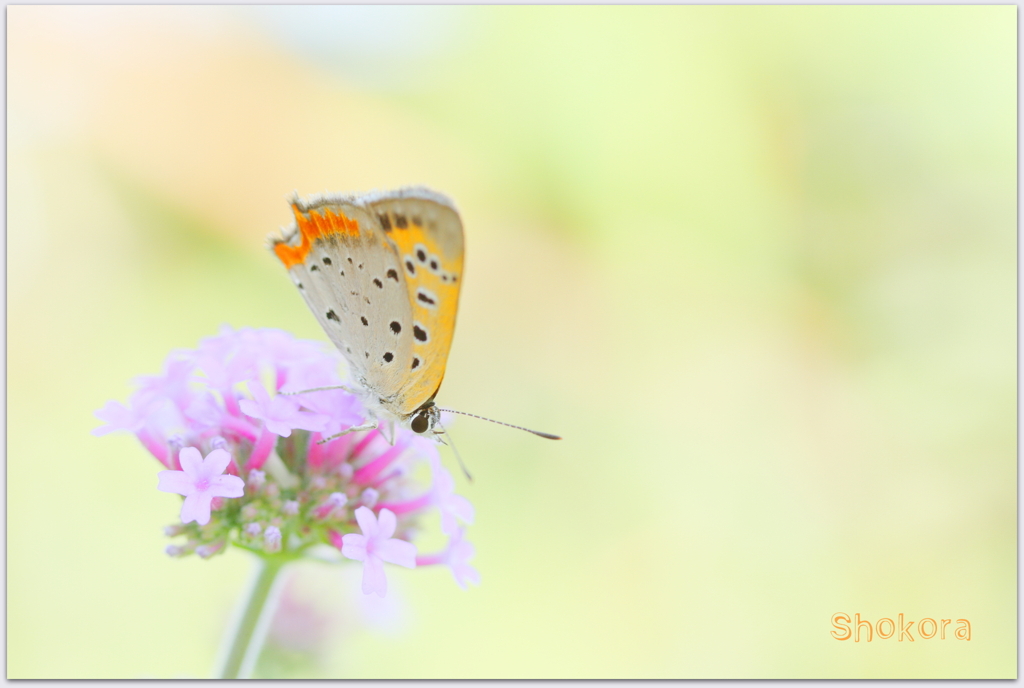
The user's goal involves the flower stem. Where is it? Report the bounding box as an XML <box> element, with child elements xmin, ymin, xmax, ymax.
<box><xmin>215</xmin><ymin>555</ymin><xmax>288</xmax><ymax>679</ymax></box>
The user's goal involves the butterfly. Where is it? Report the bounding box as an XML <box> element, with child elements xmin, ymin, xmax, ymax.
<box><xmin>270</xmin><ymin>187</ymin><xmax>559</xmax><ymax>448</ymax></box>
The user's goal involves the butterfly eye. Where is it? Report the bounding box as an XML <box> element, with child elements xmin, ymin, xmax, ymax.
<box><xmin>411</xmin><ymin>412</ymin><xmax>429</xmax><ymax>434</ymax></box>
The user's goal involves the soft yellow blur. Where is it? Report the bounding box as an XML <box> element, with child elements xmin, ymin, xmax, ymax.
<box><xmin>7</xmin><ymin>6</ymin><xmax>1015</xmax><ymax>678</ymax></box>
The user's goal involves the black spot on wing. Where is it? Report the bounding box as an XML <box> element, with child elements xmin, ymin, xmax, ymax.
<box><xmin>322</xmin><ymin>256</ymin><xmax>332</xmax><ymax>265</ymax></box>
<box><xmin>387</xmin><ymin>268</ymin><xmax>399</xmax><ymax>282</ymax></box>
<box><xmin>416</xmin><ymin>289</ymin><xmax>437</xmax><ymax>307</ymax></box>
<box><xmin>390</xmin><ymin>321</ymin><xmax>402</xmax><ymax>334</ymax></box>
<box><xmin>373</xmin><ymin>278</ymin><xmax>383</xmax><ymax>289</ymax></box>
<box><xmin>395</xmin><ymin>214</ymin><xmax>408</xmax><ymax>228</ymax></box>
<box><xmin>383</xmin><ymin>352</ymin><xmax>394</xmax><ymax>363</ymax></box>
<box><xmin>379</xmin><ymin>213</ymin><xmax>392</xmax><ymax>231</ymax></box>
<box><xmin>326</xmin><ymin>310</ymin><xmax>339</xmax><ymax>321</ymax></box>
<box><xmin>413</xmin><ymin>324</ymin><xmax>428</xmax><ymax>342</ymax></box>
<box><xmin>361</xmin><ymin>316</ymin><xmax>369</xmax><ymax>326</ymax></box>
<box><xmin>405</xmin><ymin>259</ymin><xmax>416</xmax><ymax>276</ymax></box>
<box><xmin>411</xmin><ymin>357</ymin><xmax>420</xmax><ymax>370</ymax></box>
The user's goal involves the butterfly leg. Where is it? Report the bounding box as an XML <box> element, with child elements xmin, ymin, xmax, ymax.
<box><xmin>378</xmin><ymin>419</ymin><xmax>398</xmax><ymax>446</ymax></box>
<box><xmin>316</xmin><ymin>421</ymin><xmax>379</xmax><ymax>444</ymax></box>
<box><xmin>281</xmin><ymin>385</ymin><xmax>359</xmax><ymax>396</ymax></box>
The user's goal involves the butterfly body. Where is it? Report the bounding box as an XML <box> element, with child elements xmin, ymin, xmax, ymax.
<box><xmin>271</xmin><ymin>187</ymin><xmax>464</xmax><ymax>439</ymax></box>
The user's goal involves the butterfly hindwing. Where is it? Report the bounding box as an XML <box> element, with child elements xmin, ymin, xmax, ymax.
<box><xmin>363</xmin><ymin>192</ymin><xmax>464</xmax><ymax>415</ymax></box>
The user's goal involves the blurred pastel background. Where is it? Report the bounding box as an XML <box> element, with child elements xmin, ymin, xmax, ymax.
<box><xmin>7</xmin><ymin>5</ymin><xmax>1015</xmax><ymax>679</ymax></box>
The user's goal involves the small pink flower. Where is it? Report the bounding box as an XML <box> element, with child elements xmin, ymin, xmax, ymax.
<box><xmin>134</xmin><ymin>354</ymin><xmax>198</xmax><ymax>413</ymax></box>
<box><xmin>239</xmin><ymin>379</ymin><xmax>329</xmax><ymax>437</ymax></box>
<box><xmin>445</xmin><ymin>528</ymin><xmax>480</xmax><ymax>589</ymax></box>
<box><xmin>92</xmin><ymin>399</ymin><xmax>144</xmax><ymax>436</ymax></box>
<box><xmin>429</xmin><ymin>454</ymin><xmax>475</xmax><ymax>536</ymax></box>
<box><xmin>157</xmin><ymin>447</ymin><xmax>245</xmax><ymax>525</ymax></box>
<box><xmin>340</xmin><ymin>507</ymin><xmax>416</xmax><ymax>597</ymax></box>
<box><xmin>416</xmin><ymin>527</ymin><xmax>480</xmax><ymax>589</ymax></box>
<box><xmin>279</xmin><ymin>362</ymin><xmax>365</xmax><ymax>436</ymax></box>
<box><xmin>264</xmin><ymin>526</ymin><xmax>282</xmax><ymax>553</ymax></box>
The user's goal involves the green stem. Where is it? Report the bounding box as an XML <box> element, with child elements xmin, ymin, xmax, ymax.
<box><xmin>215</xmin><ymin>555</ymin><xmax>288</xmax><ymax>679</ymax></box>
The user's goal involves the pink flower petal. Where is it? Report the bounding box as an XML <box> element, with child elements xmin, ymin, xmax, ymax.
<box><xmin>245</xmin><ymin>426</ymin><xmax>277</xmax><ymax>471</ymax></box>
<box><xmin>452</xmin><ymin>560</ymin><xmax>481</xmax><ymax>589</ymax></box>
<box><xmin>208</xmin><ymin>474</ymin><xmax>245</xmax><ymax>498</ymax></box>
<box><xmin>178</xmin><ymin>447</ymin><xmax>203</xmax><ymax>476</ymax></box>
<box><xmin>287</xmin><ymin>409</ymin><xmax>331</xmax><ymax>433</ymax></box>
<box><xmin>241</xmin><ymin>379</ymin><xmax>330</xmax><ymax>437</ymax></box>
<box><xmin>181</xmin><ymin>493</ymin><xmax>214</xmax><ymax>525</ymax></box>
<box><xmin>203</xmin><ymin>448</ymin><xmax>232</xmax><ymax>476</ymax></box>
<box><xmin>376</xmin><ymin>508</ymin><xmax>397</xmax><ymax>540</ymax></box>
<box><xmin>353</xmin><ymin>506</ymin><xmax>378</xmax><ymax>539</ymax></box>
<box><xmin>362</xmin><ymin>555</ymin><xmax>387</xmax><ymax>597</ymax></box>
<box><xmin>447</xmin><ymin>494</ymin><xmax>474</xmax><ymax>524</ymax></box>
<box><xmin>92</xmin><ymin>400</ymin><xmax>140</xmax><ymax>436</ymax></box>
<box><xmin>237</xmin><ymin>397</ymin><xmax>261</xmax><ymax>418</ymax></box>
<box><xmin>340</xmin><ymin>533</ymin><xmax>367</xmax><ymax>561</ymax></box>
<box><xmin>376</xmin><ymin>538</ymin><xmax>417</xmax><ymax>568</ymax></box>
<box><xmin>157</xmin><ymin>470</ymin><xmax>193</xmax><ymax>496</ymax></box>
<box><xmin>440</xmin><ymin>511</ymin><xmax>457</xmax><ymax>537</ymax></box>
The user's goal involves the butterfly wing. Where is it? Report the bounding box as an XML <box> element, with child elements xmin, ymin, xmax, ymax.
<box><xmin>271</xmin><ymin>187</ymin><xmax>464</xmax><ymax>423</ymax></box>
<box><xmin>362</xmin><ymin>190</ymin><xmax>464</xmax><ymax>415</ymax></box>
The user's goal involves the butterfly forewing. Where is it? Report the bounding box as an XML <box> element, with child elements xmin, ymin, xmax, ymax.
<box><xmin>272</xmin><ymin>188</ymin><xmax>464</xmax><ymax>423</ymax></box>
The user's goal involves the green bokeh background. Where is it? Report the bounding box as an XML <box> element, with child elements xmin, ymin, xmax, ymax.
<box><xmin>7</xmin><ymin>5</ymin><xmax>1015</xmax><ymax>679</ymax></box>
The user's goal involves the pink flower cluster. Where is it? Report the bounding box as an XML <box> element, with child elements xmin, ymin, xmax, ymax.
<box><xmin>94</xmin><ymin>326</ymin><xmax>478</xmax><ymax>596</ymax></box>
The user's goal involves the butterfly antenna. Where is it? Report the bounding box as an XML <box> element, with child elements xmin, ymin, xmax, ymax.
<box><xmin>436</xmin><ymin>408</ymin><xmax>562</xmax><ymax>440</ymax></box>
<box><xmin>435</xmin><ymin>420</ymin><xmax>473</xmax><ymax>483</ymax></box>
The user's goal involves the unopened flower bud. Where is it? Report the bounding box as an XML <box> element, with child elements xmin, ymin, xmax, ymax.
<box><xmin>245</xmin><ymin>522</ymin><xmax>262</xmax><ymax>537</ymax></box>
<box><xmin>361</xmin><ymin>488</ymin><xmax>379</xmax><ymax>508</ymax></box>
<box><xmin>315</xmin><ymin>492</ymin><xmax>347</xmax><ymax>519</ymax></box>
<box><xmin>264</xmin><ymin>526</ymin><xmax>282</xmax><ymax>553</ymax></box>
<box><xmin>247</xmin><ymin>469</ymin><xmax>266</xmax><ymax>488</ymax></box>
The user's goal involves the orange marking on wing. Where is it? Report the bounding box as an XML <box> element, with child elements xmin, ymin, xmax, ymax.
<box><xmin>274</xmin><ymin>204</ymin><xmax>360</xmax><ymax>268</ymax></box>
